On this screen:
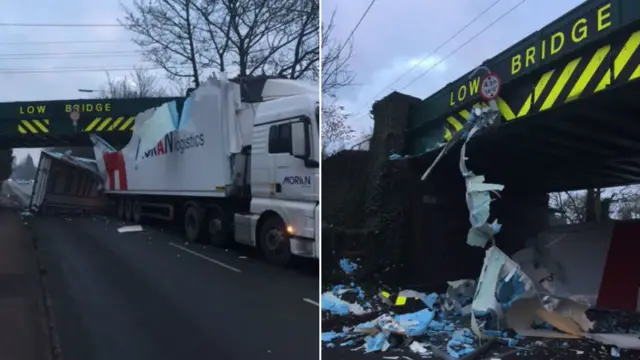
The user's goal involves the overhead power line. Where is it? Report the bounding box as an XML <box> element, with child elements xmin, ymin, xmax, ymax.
<box><xmin>0</xmin><ymin>53</ymin><xmax>142</xmax><ymax>61</ymax></box>
<box><xmin>350</xmin><ymin>0</ymin><xmax>527</xmax><ymax>123</ymax></box>
<box><xmin>350</xmin><ymin>0</ymin><xmax>505</xmax><ymax>116</ymax></box>
<box><xmin>399</xmin><ymin>0</ymin><xmax>527</xmax><ymax>92</ymax></box>
<box><xmin>0</xmin><ymin>50</ymin><xmax>141</xmax><ymax>57</ymax></box>
<box><xmin>337</xmin><ymin>0</ymin><xmax>377</xmax><ymax>57</ymax></box>
<box><xmin>0</xmin><ymin>54</ymin><xmax>141</xmax><ymax>61</ymax></box>
<box><xmin>0</xmin><ymin>22</ymin><xmax>122</xmax><ymax>27</ymax></box>
<box><xmin>0</xmin><ymin>65</ymin><xmax>182</xmax><ymax>74</ymax></box>
<box><xmin>0</xmin><ymin>39</ymin><xmax>132</xmax><ymax>46</ymax></box>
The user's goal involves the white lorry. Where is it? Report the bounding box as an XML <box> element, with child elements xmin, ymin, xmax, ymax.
<box><xmin>89</xmin><ymin>75</ymin><xmax>319</xmax><ymax>266</ymax></box>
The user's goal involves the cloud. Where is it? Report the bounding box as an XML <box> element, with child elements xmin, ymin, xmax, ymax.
<box><xmin>340</xmin><ymin>54</ymin><xmax>450</xmax><ymax>135</ymax></box>
<box><xmin>0</xmin><ymin>0</ymin><xmax>168</xmax><ymax>162</ymax></box>
<box><xmin>322</xmin><ymin>0</ymin><xmax>586</xmax><ymax>140</ymax></box>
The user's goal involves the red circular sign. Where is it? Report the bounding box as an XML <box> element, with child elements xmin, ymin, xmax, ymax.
<box><xmin>480</xmin><ymin>73</ymin><xmax>501</xmax><ymax>101</ymax></box>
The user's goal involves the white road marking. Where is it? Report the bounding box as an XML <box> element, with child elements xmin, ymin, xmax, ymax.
<box><xmin>302</xmin><ymin>298</ymin><xmax>319</xmax><ymax>306</ymax></box>
<box><xmin>169</xmin><ymin>242</ymin><xmax>242</xmax><ymax>273</ymax></box>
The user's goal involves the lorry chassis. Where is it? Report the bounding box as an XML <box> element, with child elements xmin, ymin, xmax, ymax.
<box><xmin>110</xmin><ymin>194</ymin><xmax>294</xmax><ymax>266</ymax></box>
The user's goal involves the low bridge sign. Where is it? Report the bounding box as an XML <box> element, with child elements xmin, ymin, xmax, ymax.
<box><xmin>407</xmin><ymin>0</ymin><xmax>640</xmax><ymax>152</ymax></box>
<box><xmin>0</xmin><ymin>97</ymin><xmax>182</xmax><ymax>136</ymax></box>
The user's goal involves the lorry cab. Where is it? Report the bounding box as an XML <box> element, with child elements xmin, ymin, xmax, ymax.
<box><xmin>233</xmin><ymin>77</ymin><xmax>320</xmax><ymax>265</ymax></box>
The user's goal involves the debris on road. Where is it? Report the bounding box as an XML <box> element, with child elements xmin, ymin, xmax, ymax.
<box><xmin>322</xmin><ymin>254</ymin><xmax>640</xmax><ymax>359</ymax></box>
<box><xmin>321</xmin><ymin>285</ymin><xmax>371</xmax><ymax>316</ymax></box>
<box><xmin>323</xmin><ymin>85</ymin><xmax>640</xmax><ymax>358</ymax></box>
<box><xmin>612</xmin><ymin>346</ymin><xmax>621</xmax><ymax>357</ymax></box>
<box><xmin>339</xmin><ymin>258</ymin><xmax>359</xmax><ymax>274</ymax></box>
<box><xmin>118</xmin><ymin>225</ymin><xmax>143</xmax><ymax>233</ymax></box>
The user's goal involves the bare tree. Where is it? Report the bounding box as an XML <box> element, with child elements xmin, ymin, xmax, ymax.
<box><xmin>321</xmin><ymin>8</ymin><xmax>355</xmax><ymax>97</ymax></box>
<box><xmin>99</xmin><ymin>67</ymin><xmax>168</xmax><ymax>99</ymax></box>
<box><xmin>193</xmin><ymin>0</ymin><xmax>319</xmax><ymax>78</ymax></box>
<box><xmin>549</xmin><ymin>186</ymin><xmax>640</xmax><ymax>223</ymax></box>
<box><xmin>549</xmin><ymin>191</ymin><xmax>588</xmax><ymax>224</ymax></box>
<box><xmin>121</xmin><ymin>0</ymin><xmax>319</xmax><ymax>83</ymax></box>
<box><xmin>170</xmin><ymin>77</ymin><xmax>196</xmax><ymax>96</ymax></box>
<box><xmin>322</xmin><ymin>101</ymin><xmax>355</xmax><ymax>158</ymax></box>
<box><xmin>321</xmin><ymin>7</ymin><xmax>357</xmax><ymax>157</ymax></box>
<box><xmin>260</xmin><ymin>0</ymin><xmax>320</xmax><ymax>79</ymax></box>
<box><xmin>121</xmin><ymin>0</ymin><xmax>204</xmax><ymax>85</ymax></box>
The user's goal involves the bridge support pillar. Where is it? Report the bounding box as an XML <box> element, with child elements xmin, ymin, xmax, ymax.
<box><xmin>363</xmin><ymin>92</ymin><xmax>420</xmax><ymax>285</ymax></box>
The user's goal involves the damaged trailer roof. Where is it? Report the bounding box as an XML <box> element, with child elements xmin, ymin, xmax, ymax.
<box><xmin>40</xmin><ymin>150</ymin><xmax>101</xmax><ymax>178</ymax></box>
<box><xmin>411</xmin><ymin>80</ymin><xmax>640</xmax><ymax>193</ymax></box>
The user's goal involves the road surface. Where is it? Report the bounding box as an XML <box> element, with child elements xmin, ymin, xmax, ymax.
<box><xmin>0</xmin><ymin>208</ymin><xmax>51</xmax><ymax>360</ymax></box>
<box><xmin>4</xmin><ymin>180</ymin><xmax>32</xmax><ymax>206</ymax></box>
<box><xmin>30</xmin><ymin>214</ymin><xmax>319</xmax><ymax>360</ymax></box>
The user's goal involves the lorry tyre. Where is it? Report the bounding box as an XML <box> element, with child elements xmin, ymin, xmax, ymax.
<box><xmin>124</xmin><ymin>198</ymin><xmax>133</xmax><ymax>221</ymax></box>
<box><xmin>259</xmin><ymin>216</ymin><xmax>291</xmax><ymax>266</ymax></box>
<box><xmin>132</xmin><ymin>200</ymin><xmax>142</xmax><ymax>224</ymax></box>
<box><xmin>184</xmin><ymin>205</ymin><xmax>205</xmax><ymax>243</ymax></box>
<box><xmin>117</xmin><ymin>199</ymin><xmax>125</xmax><ymax>219</ymax></box>
<box><xmin>207</xmin><ymin>208</ymin><xmax>231</xmax><ymax>247</ymax></box>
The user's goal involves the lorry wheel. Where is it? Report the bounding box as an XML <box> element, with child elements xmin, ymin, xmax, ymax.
<box><xmin>132</xmin><ymin>200</ymin><xmax>142</xmax><ymax>224</ymax></box>
<box><xmin>184</xmin><ymin>206</ymin><xmax>204</xmax><ymax>243</ymax></box>
<box><xmin>117</xmin><ymin>199</ymin><xmax>125</xmax><ymax>219</ymax></box>
<box><xmin>207</xmin><ymin>209</ymin><xmax>231</xmax><ymax>247</ymax></box>
<box><xmin>259</xmin><ymin>216</ymin><xmax>291</xmax><ymax>266</ymax></box>
<box><xmin>124</xmin><ymin>199</ymin><xmax>133</xmax><ymax>221</ymax></box>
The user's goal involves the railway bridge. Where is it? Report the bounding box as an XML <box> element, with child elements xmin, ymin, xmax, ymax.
<box><xmin>0</xmin><ymin>97</ymin><xmax>182</xmax><ymax>149</ymax></box>
<box><xmin>403</xmin><ymin>0</ymin><xmax>640</xmax><ymax>192</ymax></box>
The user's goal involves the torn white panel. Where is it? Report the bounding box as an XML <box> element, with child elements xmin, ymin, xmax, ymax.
<box><xmin>471</xmin><ymin>247</ymin><xmax>509</xmax><ymax>337</ymax></box>
<box><xmin>471</xmin><ymin>245</ymin><xmax>608</xmax><ymax>345</ymax></box>
<box><xmin>471</xmin><ymin>246</ymin><xmax>537</xmax><ymax>338</ymax></box>
<box><xmin>443</xmin><ymin>279</ymin><xmax>476</xmax><ymax>315</ymax></box>
<box><xmin>513</xmin><ymin>221</ymin><xmax>615</xmax><ymax>307</ymax></box>
<box><xmin>459</xmin><ymin>125</ymin><xmax>504</xmax><ymax>248</ymax></box>
<box><xmin>447</xmin><ymin>279</ymin><xmax>474</xmax><ymax>289</ymax></box>
<box><xmin>135</xmin><ymin>102</ymin><xmax>180</xmax><ymax>156</ymax></box>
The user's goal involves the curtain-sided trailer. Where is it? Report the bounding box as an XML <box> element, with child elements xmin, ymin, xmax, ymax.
<box><xmin>90</xmin><ymin>75</ymin><xmax>320</xmax><ymax>266</ymax></box>
<box><xmin>30</xmin><ymin>151</ymin><xmax>108</xmax><ymax>214</ymax></box>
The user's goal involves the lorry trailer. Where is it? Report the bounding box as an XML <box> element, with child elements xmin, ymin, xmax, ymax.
<box><xmin>89</xmin><ymin>75</ymin><xmax>319</xmax><ymax>266</ymax></box>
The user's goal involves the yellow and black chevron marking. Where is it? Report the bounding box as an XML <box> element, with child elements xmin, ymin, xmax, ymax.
<box><xmin>82</xmin><ymin>116</ymin><xmax>135</xmax><ymax>132</ymax></box>
<box><xmin>380</xmin><ymin>290</ymin><xmax>422</xmax><ymax>306</ymax></box>
<box><xmin>17</xmin><ymin>119</ymin><xmax>49</xmax><ymax>134</ymax></box>
<box><xmin>443</xmin><ymin>104</ymin><xmax>490</xmax><ymax>141</ymax></box>
<box><xmin>444</xmin><ymin>30</ymin><xmax>640</xmax><ymax>141</ymax></box>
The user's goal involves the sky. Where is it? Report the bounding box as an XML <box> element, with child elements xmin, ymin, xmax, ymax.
<box><xmin>1</xmin><ymin>0</ymin><xmax>155</xmax><ymax>164</ymax></box>
<box><xmin>3</xmin><ymin>0</ymin><xmax>589</xmax><ymax>162</ymax></box>
<box><xmin>322</xmin><ymin>0</ymin><xmax>585</xmax><ymax>144</ymax></box>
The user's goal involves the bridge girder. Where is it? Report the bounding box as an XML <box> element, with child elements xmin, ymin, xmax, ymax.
<box><xmin>0</xmin><ymin>97</ymin><xmax>182</xmax><ymax>149</ymax></box>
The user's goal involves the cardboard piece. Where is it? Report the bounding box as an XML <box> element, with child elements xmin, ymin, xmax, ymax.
<box><xmin>472</xmin><ymin>246</ymin><xmax>595</xmax><ymax>341</ymax></box>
